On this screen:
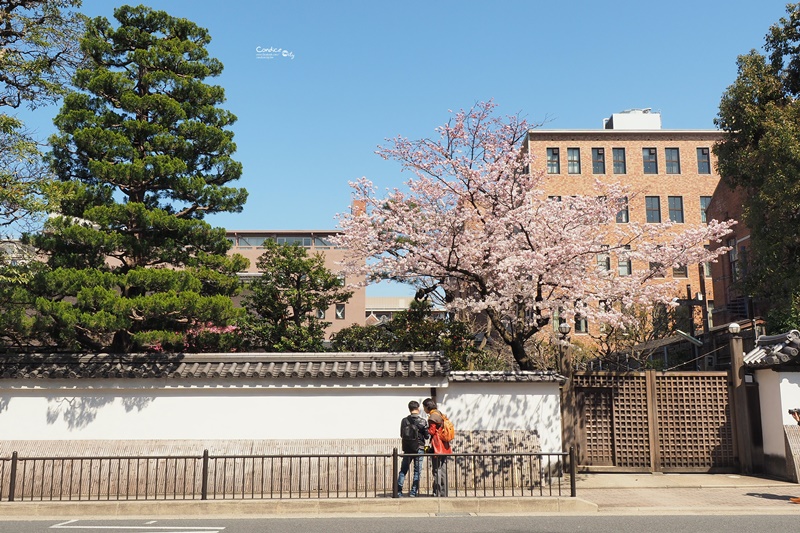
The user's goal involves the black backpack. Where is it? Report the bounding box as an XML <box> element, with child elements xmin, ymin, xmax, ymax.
<box><xmin>401</xmin><ymin>415</ymin><xmax>422</xmax><ymax>451</ymax></box>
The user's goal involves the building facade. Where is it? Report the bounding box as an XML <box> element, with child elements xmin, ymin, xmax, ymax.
<box><xmin>225</xmin><ymin>230</ymin><xmax>366</xmax><ymax>337</ymax></box>
<box><xmin>705</xmin><ymin>181</ymin><xmax>766</xmax><ymax>326</ymax></box>
<box><xmin>524</xmin><ymin>109</ymin><xmax>723</xmax><ymax>340</ymax></box>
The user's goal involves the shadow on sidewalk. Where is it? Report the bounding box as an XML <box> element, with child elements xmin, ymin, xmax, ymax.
<box><xmin>745</xmin><ymin>492</ymin><xmax>798</xmax><ymax>502</ymax></box>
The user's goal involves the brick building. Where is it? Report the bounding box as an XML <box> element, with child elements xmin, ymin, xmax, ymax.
<box><xmin>225</xmin><ymin>230</ymin><xmax>366</xmax><ymax>337</ymax></box>
<box><xmin>524</xmin><ymin>109</ymin><xmax>723</xmax><ymax>340</ymax></box>
<box><xmin>706</xmin><ymin>182</ymin><xmax>763</xmax><ymax>325</ymax></box>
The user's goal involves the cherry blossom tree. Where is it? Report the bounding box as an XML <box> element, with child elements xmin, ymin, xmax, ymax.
<box><xmin>336</xmin><ymin>102</ymin><xmax>734</xmax><ymax>370</ymax></box>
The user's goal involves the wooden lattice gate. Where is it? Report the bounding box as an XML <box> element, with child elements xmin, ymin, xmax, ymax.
<box><xmin>571</xmin><ymin>371</ymin><xmax>737</xmax><ymax>472</ymax></box>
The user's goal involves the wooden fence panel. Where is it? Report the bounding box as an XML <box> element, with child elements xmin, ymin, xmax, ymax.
<box><xmin>654</xmin><ymin>372</ymin><xmax>735</xmax><ymax>470</ymax></box>
<box><xmin>573</xmin><ymin>370</ymin><xmax>736</xmax><ymax>473</ymax></box>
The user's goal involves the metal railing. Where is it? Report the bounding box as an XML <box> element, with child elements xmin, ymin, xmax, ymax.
<box><xmin>1</xmin><ymin>448</ymin><xmax>575</xmax><ymax>502</ymax></box>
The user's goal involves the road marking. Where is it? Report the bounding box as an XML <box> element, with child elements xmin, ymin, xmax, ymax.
<box><xmin>50</xmin><ymin>520</ymin><xmax>224</xmax><ymax>531</ymax></box>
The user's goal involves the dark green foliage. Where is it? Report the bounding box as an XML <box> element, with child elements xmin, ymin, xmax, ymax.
<box><xmin>242</xmin><ymin>241</ymin><xmax>353</xmax><ymax>352</ymax></box>
<box><xmin>715</xmin><ymin>3</ymin><xmax>800</xmax><ymax>314</ymax></box>
<box><xmin>765</xmin><ymin>294</ymin><xmax>800</xmax><ymax>333</ymax></box>
<box><xmin>330</xmin><ymin>299</ymin><xmax>504</xmax><ymax>370</ymax></box>
<box><xmin>18</xmin><ymin>4</ymin><xmax>248</xmax><ymax>353</ymax></box>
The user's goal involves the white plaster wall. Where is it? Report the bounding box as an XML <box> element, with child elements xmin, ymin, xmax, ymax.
<box><xmin>440</xmin><ymin>381</ymin><xmax>562</xmax><ymax>453</ymax></box>
<box><xmin>0</xmin><ymin>378</ymin><xmax>563</xmax><ymax>450</ymax></box>
<box><xmin>756</xmin><ymin>370</ymin><xmax>800</xmax><ymax>459</ymax></box>
<box><xmin>0</xmin><ymin>378</ymin><xmax>444</xmax><ymax>441</ymax></box>
<box><xmin>756</xmin><ymin>370</ymin><xmax>783</xmax><ymax>458</ymax></box>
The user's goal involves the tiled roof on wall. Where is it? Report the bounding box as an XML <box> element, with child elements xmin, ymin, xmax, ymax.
<box><xmin>448</xmin><ymin>370</ymin><xmax>565</xmax><ymax>383</ymax></box>
<box><xmin>743</xmin><ymin>330</ymin><xmax>800</xmax><ymax>368</ymax></box>
<box><xmin>0</xmin><ymin>352</ymin><xmax>449</xmax><ymax>380</ymax></box>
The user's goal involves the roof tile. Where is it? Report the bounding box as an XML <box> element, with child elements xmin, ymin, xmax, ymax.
<box><xmin>0</xmin><ymin>352</ymin><xmax>449</xmax><ymax>380</ymax></box>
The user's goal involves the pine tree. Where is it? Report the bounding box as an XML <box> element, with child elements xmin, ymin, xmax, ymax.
<box><xmin>25</xmin><ymin>5</ymin><xmax>248</xmax><ymax>353</ymax></box>
<box><xmin>243</xmin><ymin>241</ymin><xmax>352</xmax><ymax>352</ymax></box>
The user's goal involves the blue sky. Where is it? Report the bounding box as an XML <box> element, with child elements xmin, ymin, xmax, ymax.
<box><xmin>14</xmin><ymin>1</ymin><xmax>790</xmax><ymax>295</ymax></box>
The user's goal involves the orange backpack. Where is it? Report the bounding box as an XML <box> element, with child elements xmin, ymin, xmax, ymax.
<box><xmin>434</xmin><ymin>410</ymin><xmax>455</xmax><ymax>443</ymax></box>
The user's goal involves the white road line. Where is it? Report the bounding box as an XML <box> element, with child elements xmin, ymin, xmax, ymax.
<box><xmin>50</xmin><ymin>521</ymin><xmax>224</xmax><ymax>531</ymax></box>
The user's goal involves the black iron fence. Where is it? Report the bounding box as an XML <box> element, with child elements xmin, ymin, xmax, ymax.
<box><xmin>0</xmin><ymin>449</ymin><xmax>575</xmax><ymax>502</ymax></box>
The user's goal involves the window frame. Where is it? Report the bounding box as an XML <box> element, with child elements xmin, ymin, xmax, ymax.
<box><xmin>672</xmin><ymin>265</ymin><xmax>688</xmax><ymax>278</ymax></box>
<box><xmin>618</xmin><ymin>245</ymin><xmax>632</xmax><ymax>276</ymax></box>
<box><xmin>612</xmin><ymin>147</ymin><xmax>626</xmax><ymax>174</ymax></box>
<box><xmin>567</xmin><ymin>147</ymin><xmax>581</xmax><ymax>174</ymax></box>
<box><xmin>596</xmin><ymin>245</ymin><xmax>611</xmax><ymax>271</ymax></box>
<box><xmin>546</xmin><ymin>148</ymin><xmax>560</xmax><ymax>174</ymax></box>
<box><xmin>616</xmin><ymin>196</ymin><xmax>629</xmax><ymax>223</ymax></box>
<box><xmin>643</xmin><ymin>147</ymin><xmax>658</xmax><ymax>174</ymax></box>
<box><xmin>697</xmin><ymin>147</ymin><xmax>711</xmax><ymax>174</ymax></box>
<box><xmin>665</xmin><ymin>147</ymin><xmax>681</xmax><ymax>174</ymax></box>
<box><xmin>574</xmin><ymin>315</ymin><xmax>588</xmax><ymax>334</ymax></box>
<box><xmin>335</xmin><ymin>303</ymin><xmax>346</xmax><ymax>320</ymax></box>
<box><xmin>668</xmin><ymin>196</ymin><xmax>684</xmax><ymax>223</ymax></box>
<box><xmin>592</xmin><ymin>148</ymin><xmax>605</xmax><ymax>174</ymax></box>
<box><xmin>700</xmin><ymin>196</ymin><xmax>712</xmax><ymax>223</ymax></box>
<box><xmin>645</xmin><ymin>196</ymin><xmax>661</xmax><ymax>223</ymax></box>
<box><xmin>649</xmin><ymin>261</ymin><xmax>666</xmax><ymax>278</ymax></box>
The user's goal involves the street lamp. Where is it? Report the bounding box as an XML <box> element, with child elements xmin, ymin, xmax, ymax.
<box><xmin>728</xmin><ymin>322</ymin><xmax>741</xmax><ymax>335</ymax></box>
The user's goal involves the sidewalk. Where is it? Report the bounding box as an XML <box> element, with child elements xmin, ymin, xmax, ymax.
<box><xmin>575</xmin><ymin>472</ymin><xmax>800</xmax><ymax>514</ymax></box>
<box><xmin>1</xmin><ymin>474</ymin><xmax>799</xmax><ymax>517</ymax></box>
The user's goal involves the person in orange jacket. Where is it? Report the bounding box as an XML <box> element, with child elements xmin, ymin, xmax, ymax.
<box><xmin>423</xmin><ymin>398</ymin><xmax>452</xmax><ymax>496</ymax></box>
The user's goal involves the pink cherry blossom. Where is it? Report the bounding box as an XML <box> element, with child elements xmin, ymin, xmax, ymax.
<box><xmin>334</xmin><ymin>102</ymin><xmax>734</xmax><ymax>369</ymax></box>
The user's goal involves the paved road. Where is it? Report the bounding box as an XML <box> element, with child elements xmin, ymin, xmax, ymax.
<box><xmin>2</xmin><ymin>516</ymin><xmax>800</xmax><ymax>533</ymax></box>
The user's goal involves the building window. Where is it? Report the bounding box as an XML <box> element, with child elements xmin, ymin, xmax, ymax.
<box><xmin>703</xmin><ymin>245</ymin><xmax>712</xmax><ymax>278</ymax></box>
<box><xmin>238</xmin><ymin>236</ymin><xmax>266</xmax><ymax>247</ymax></box>
<box><xmin>314</xmin><ymin>237</ymin><xmax>334</xmax><ymax>249</ymax></box>
<box><xmin>597</xmin><ymin>245</ymin><xmax>610</xmax><ymax>271</ymax></box>
<box><xmin>643</xmin><ymin>148</ymin><xmax>658</xmax><ymax>174</ymax></box>
<box><xmin>574</xmin><ymin>315</ymin><xmax>588</xmax><ymax>333</ymax></box>
<box><xmin>552</xmin><ymin>309</ymin><xmax>565</xmax><ymax>333</ymax></box>
<box><xmin>612</xmin><ymin>148</ymin><xmax>626</xmax><ymax>174</ymax></box>
<box><xmin>700</xmin><ymin>196</ymin><xmax>712</xmax><ymax>223</ymax></box>
<box><xmin>728</xmin><ymin>238</ymin><xmax>739</xmax><ymax>280</ymax></box>
<box><xmin>547</xmin><ymin>148</ymin><xmax>560</xmax><ymax>174</ymax></box>
<box><xmin>316</xmin><ymin>309</ymin><xmax>326</xmax><ymax>319</ymax></box>
<box><xmin>672</xmin><ymin>265</ymin><xmax>688</xmax><ymax>278</ymax></box>
<box><xmin>645</xmin><ymin>196</ymin><xmax>661</xmax><ymax>223</ymax></box>
<box><xmin>277</xmin><ymin>236</ymin><xmax>312</xmax><ymax>247</ymax></box>
<box><xmin>697</xmin><ymin>147</ymin><xmax>711</xmax><ymax>174</ymax></box>
<box><xmin>665</xmin><ymin>148</ymin><xmax>680</xmax><ymax>174</ymax></box>
<box><xmin>668</xmin><ymin>196</ymin><xmax>684</xmax><ymax>223</ymax></box>
<box><xmin>567</xmin><ymin>148</ymin><xmax>581</xmax><ymax>174</ymax></box>
<box><xmin>548</xmin><ymin>195</ymin><xmax>562</xmax><ymax>202</ymax></box>
<box><xmin>335</xmin><ymin>303</ymin><xmax>346</xmax><ymax>320</ymax></box>
<box><xmin>618</xmin><ymin>246</ymin><xmax>632</xmax><ymax>276</ymax></box>
<box><xmin>649</xmin><ymin>261</ymin><xmax>665</xmax><ymax>278</ymax></box>
<box><xmin>616</xmin><ymin>196</ymin><xmax>629</xmax><ymax>223</ymax></box>
<box><xmin>592</xmin><ymin>148</ymin><xmax>605</xmax><ymax>174</ymax></box>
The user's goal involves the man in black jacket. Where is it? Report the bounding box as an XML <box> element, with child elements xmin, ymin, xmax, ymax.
<box><xmin>397</xmin><ymin>400</ymin><xmax>428</xmax><ymax>497</ymax></box>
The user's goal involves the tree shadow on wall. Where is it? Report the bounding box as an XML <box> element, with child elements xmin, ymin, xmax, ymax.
<box><xmin>46</xmin><ymin>395</ymin><xmax>154</xmax><ymax>430</ymax></box>
<box><xmin>447</xmin><ymin>391</ymin><xmax>563</xmax><ymax>452</ymax></box>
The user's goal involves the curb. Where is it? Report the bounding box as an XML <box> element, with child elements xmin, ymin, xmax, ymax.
<box><xmin>0</xmin><ymin>497</ymin><xmax>598</xmax><ymax>519</ymax></box>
